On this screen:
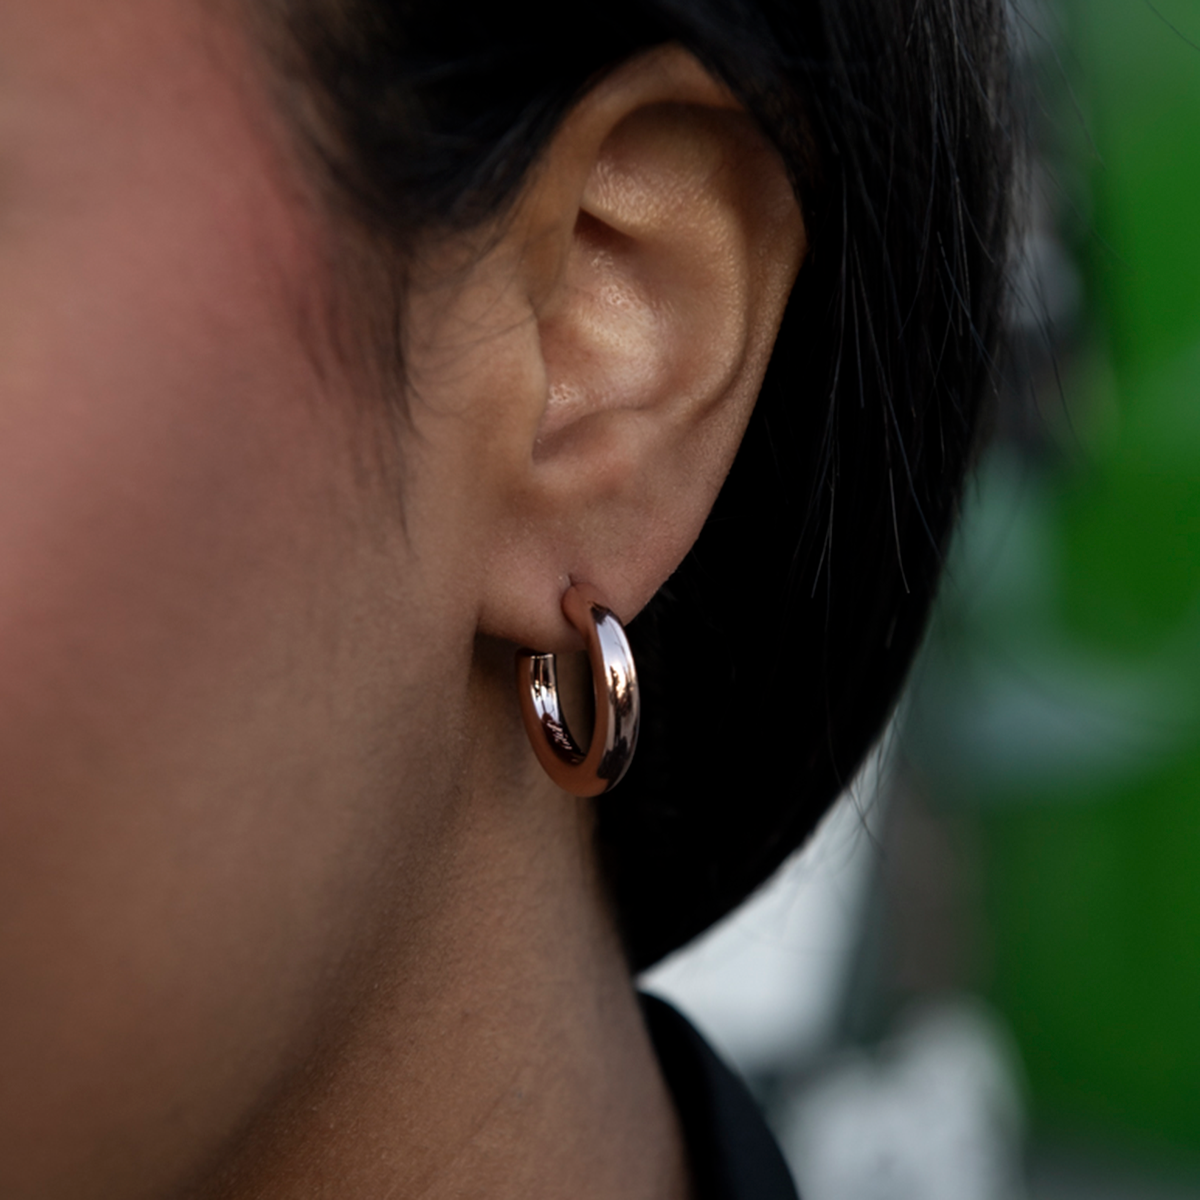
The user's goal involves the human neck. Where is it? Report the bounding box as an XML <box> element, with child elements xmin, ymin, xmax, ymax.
<box><xmin>186</xmin><ymin>654</ymin><xmax>691</xmax><ymax>1200</ymax></box>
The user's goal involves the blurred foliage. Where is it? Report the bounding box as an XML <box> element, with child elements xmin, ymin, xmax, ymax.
<box><xmin>904</xmin><ymin>0</ymin><xmax>1200</xmax><ymax>1160</ymax></box>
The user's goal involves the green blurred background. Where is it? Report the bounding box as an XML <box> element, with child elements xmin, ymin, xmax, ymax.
<box><xmin>905</xmin><ymin>0</ymin><xmax>1200</xmax><ymax>1168</ymax></box>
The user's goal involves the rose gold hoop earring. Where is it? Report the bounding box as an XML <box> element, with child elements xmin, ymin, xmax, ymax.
<box><xmin>516</xmin><ymin>583</ymin><xmax>640</xmax><ymax>797</ymax></box>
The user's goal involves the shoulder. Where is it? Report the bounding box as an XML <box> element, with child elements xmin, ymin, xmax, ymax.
<box><xmin>640</xmin><ymin>994</ymin><xmax>801</xmax><ymax>1200</ymax></box>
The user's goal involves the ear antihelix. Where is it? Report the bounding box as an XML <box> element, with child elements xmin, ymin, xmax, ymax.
<box><xmin>515</xmin><ymin>584</ymin><xmax>640</xmax><ymax>797</ymax></box>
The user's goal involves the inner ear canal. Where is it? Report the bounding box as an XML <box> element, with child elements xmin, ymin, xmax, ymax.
<box><xmin>556</xmin><ymin>650</ymin><xmax>596</xmax><ymax>752</ymax></box>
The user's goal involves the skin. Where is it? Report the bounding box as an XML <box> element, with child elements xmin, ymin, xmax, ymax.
<box><xmin>0</xmin><ymin>2</ymin><xmax>805</xmax><ymax>1197</ymax></box>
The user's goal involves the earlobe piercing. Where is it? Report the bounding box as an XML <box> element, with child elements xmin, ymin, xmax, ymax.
<box><xmin>516</xmin><ymin>583</ymin><xmax>640</xmax><ymax>797</ymax></box>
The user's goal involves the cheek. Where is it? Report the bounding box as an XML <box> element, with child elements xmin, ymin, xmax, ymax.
<box><xmin>0</xmin><ymin>193</ymin><xmax>317</xmax><ymax>1186</ymax></box>
<box><xmin>0</xmin><ymin>16</ymin><xmax>414</xmax><ymax>1194</ymax></box>
<box><xmin>0</xmin><ymin>2</ymin><xmax>343</xmax><ymax>774</ymax></box>
<box><xmin>0</xmin><ymin>208</ymin><xmax>327</xmax><ymax>734</ymax></box>
<box><xmin>0</xmin><ymin>193</ymin><xmax>335</xmax><ymax>859</ymax></box>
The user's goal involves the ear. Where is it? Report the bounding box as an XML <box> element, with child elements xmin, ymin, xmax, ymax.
<box><xmin>408</xmin><ymin>46</ymin><xmax>805</xmax><ymax>653</ymax></box>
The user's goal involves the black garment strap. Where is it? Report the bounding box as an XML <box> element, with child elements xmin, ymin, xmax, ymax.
<box><xmin>640</xmin><ymin>993</ymin><xmax>801</xmax><ymax>1200</ymax></box>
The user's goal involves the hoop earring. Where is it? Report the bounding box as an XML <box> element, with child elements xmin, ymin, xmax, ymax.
<box><xmin>516</xmin><ymin>583</ymin><xmax>640</xmax><ymax>797</ymax></box>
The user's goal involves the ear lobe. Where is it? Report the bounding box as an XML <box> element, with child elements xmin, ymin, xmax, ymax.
<box><xmin>477</xmin><ymin>46</ymin><xmax>806</xmax><ymax>653</ymax></box>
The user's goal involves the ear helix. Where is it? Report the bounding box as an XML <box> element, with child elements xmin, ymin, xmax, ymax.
<box><xmin>515</xmin><ymin>584</ymin><xmax>640</xmax><ymax>796</ymax></box>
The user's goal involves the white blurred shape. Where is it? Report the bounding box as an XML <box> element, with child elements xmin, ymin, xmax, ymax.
<box><xmin>639</xmin><ymin>753</ymin><xmax>884</xmax><ymax>1074</ymax></box>
<box><xmin>782</xmin><ymin>999</ymin><xmax>1027</xmax><ymax>1200</ymax></box>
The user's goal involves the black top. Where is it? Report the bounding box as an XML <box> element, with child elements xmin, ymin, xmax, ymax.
<box><xmin>640</xmin><ymin>993</ymin><xmax>801</xmax><ymax>1200</ymax></box>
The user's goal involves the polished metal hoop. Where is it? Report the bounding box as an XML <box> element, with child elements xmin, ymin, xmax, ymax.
<box><xmin>515</xmin><ymin>583</ymin><xmax>640</xmax><ymax>797</ymax></box>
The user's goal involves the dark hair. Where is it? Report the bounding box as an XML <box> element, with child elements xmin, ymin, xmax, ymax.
<box><xmin>269</xmin><ymin>0</ymin><xmax>1013</xmax><ymax>970</ymax></box>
